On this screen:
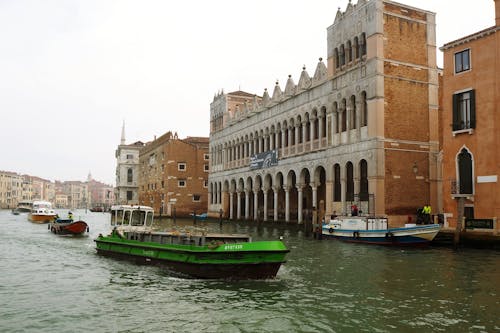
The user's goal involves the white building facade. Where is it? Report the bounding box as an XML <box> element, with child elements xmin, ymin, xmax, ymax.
<box><xmin>208</xmin><ymin>0</ymin><xmax>440</xmax><ymax>225</ymax></box>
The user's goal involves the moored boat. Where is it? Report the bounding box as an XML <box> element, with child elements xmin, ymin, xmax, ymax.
<box><xmin>95</xmin><ymin>205</ymin><xmax>289</xmax><ymax>279</ymax></box>
<box><xmin>189</xmin><ymin>212</ymin><xmax>208</xmax><ymax>220</ymax></box>
<box><xmin>28</xmin><ymin>201</ymin><xmax>57</xmax><ymax>224</ymax></box>
<box><xmin>49</xmin><ymin>218</ymin><xmax>89</xmax><ymax>235</ymax></box>
<box><xmin>322</xmin><ymin>216</ymin><xmax>441</xmax><ymax>246</ymax></box>
<box><xmin>16</xmin><ymin>200</ymin><xmax>33</xmax><ymax>213</ymax></box>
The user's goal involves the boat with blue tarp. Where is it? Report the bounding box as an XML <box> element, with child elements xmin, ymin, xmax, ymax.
<box><xmin>322</xmin><ymin>216</ymin><xmax>441</xmax><ymax>246</ymax></box>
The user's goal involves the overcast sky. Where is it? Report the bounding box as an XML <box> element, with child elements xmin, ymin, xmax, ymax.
<box><xmin>0</xmin><ymin>0</ymin><xmax>494</xmax><ymax>185</ymax></box>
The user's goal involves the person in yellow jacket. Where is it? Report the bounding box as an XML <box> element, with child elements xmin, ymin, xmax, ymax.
<box><xmin>422</xmin><ymin>205</ymin><xmax>431</xmax><ymax>224</ymax></box>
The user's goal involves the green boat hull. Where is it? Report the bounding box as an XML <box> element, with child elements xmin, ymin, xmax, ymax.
<box><xmin>94</xmin><ymin>233</ymin><xmax>289</xmax><ymax>279</ymax></box>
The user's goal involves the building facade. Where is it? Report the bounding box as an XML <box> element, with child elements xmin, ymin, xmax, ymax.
<box><xmin>440</xmin><ymin>0</ymin><xmax>500</xmax><ymax>227</ymax></box>
<box><xmin>208</xmin><ymin>0</ymin><xmax>440</xmax><ymax>225</ymax></box>
<box><xmin>87</xmin><ymin>173</ymin><xmax>114</xmax><ymax>210</ymax></box>
<box><xmin>0</xmin><ymin>171</ymin><xmax>30</xmax><ymax>209</ymax></box>
<box><xmin>138</xmin><ymin>131</ymin><xmax>209</xmax><ymax>217</ymax></box>
<box><xmin>115</xmin><ymin>123</ymin><xmax>144</xmax><ymax>205</ymax></box>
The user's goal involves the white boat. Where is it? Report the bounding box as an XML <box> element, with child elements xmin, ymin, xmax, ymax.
<box><xmin>322</xmin><ymin>216</ymin><xmax>441</xmax><ymax>246</ymax></box>
<box><xmin>16</xmin><ymin>200</ymin><xmax>33</xmax><ymax>213</ymax></box>
<box><xmin>28</xmin><ymin>201</ymin><xmax>57</xmax><ymax>224</ymax></box>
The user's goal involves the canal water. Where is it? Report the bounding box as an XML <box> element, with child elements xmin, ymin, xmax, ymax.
<box><xmin>1</xmin><ymin>210</ymin><xmax>499</xmax><ymax>333</ymax></box>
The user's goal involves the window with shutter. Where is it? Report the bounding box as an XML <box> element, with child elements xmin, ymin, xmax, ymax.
<box><xmin>452</xmin><ymin>89</ymin><xmax>475</xmax><ymax>132</ymax></box>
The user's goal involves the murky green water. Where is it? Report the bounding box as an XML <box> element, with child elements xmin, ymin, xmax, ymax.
<box><xmin>1</xmin><ymin>210</ymin><xmax>499</xmax><ymax>332</ymax></box>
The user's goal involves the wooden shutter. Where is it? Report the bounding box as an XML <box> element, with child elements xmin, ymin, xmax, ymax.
<box><xmin>469</xmin><ymin>89</ymin><xmax>476</xmax><ymax>129</ymax></box>
<box><xmin>452</xmin><ymin>93</ymin><xmax>460</xmax><ymax>131</ymax></box>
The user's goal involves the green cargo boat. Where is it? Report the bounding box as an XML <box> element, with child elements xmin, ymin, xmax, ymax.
<box><xmin>94</xmin><ymin>205</ymin><xmax>289</xmax><ymax>279</ymax></box>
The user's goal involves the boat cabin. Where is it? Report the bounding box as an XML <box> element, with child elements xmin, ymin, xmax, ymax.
<box><xmin>110</xmin><ymin>205</ymin><xmax>154</xmax><ymax>228</ymax></box>
<box><xmin>328</xmin><ymin>216</ymin><xmax>388</xmax><ymax>230</ymax></box>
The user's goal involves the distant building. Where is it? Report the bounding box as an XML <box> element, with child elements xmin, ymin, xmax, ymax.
<box><xmin>87</xmin><ymin>173</ymin><xmax>114</xmax><ymax>210</ymax></box>
<box><xmin>0</xmin><ymin>171</ymin><xmax>26</xmax><ymax>208</ymax></box>
<box><xmin>138</xmin><ymin>131</ymin><xmax>209</xmax><ymax>217</ymax></box>
<box><xmin>208</xmin><ymin>0</ymin><xmax>440</xmax><ymax>224</ymax></box>
<box><xmin>439</xmin><ymin>0</ymin><xmax>500</xmax><ymax>227</ymax></box>
<box><xmin>28</xmin><ymin>176</ymin><xmax>55</xmax><ymax>202</ymax></box>
<box><xmin>115</xmin><ymin>122</ymin><xmax>144</xmax><ymax>205</ymax></box>
<box><xmin>56</xmin><ymin>181</ymin><xmax>89</xmax><ymax>209</ymax></box>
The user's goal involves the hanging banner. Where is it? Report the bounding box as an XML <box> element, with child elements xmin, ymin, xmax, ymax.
<box><xmin>249</xmin><ymin>150</ymin><xmax>278</xmax><ymax>170</ymax></box>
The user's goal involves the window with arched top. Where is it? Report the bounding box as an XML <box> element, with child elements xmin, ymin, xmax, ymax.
<box><xmin>346</xmin><ymin>162</ymin><xmax>354</xmax><ymax>201</ymax></box>
<box><xmin>127</xmin><ymin>168</ymin><xmax>133</xmax><ymax>183</ymax></box>
<box><xmin>340</xmin><ymin>44</ymin><xmax>345</xmax><ymax>66</ymax></box>
<box><xmin>334</xmin><ymin>164</ymin><xmax>341</xmax><ymax>202</ymax></box>
<box><xmin>359</xmin><ymin>160</ymin><xmax>369</xmax><ymax>201</ymax></box>
<box><xmin>341</xmin><ymin>99</ymin><xmax>347</xmax><ymax>132</ymax></box>
<box><xmin>353</xmin><ymin>37</ymin><xmax>359</xmax><ymax>59</ymax></box>
<box><xmin>350</xmin><ymin>95</ymin><xmax>356</xmax><ymax>130</ymax></box>
<box><xmin>360</xmin><ymin>33</ymin><xmax>366</xmax><ymax>56</ymax></box>
<box><xmin>458</xmin><ymin>148</ymin><xmax>473</xmax><ymax>195</ymax></box>
<box><xmin>334</xmin><ymin>48</ymin><xmax>339</xmax><ymax>69</ymax></box>
<box><xmin>361</xmin><ymin>91</ymin><xmax>367</xmax><ymax>127</ymax></box>
<box><xmin>346</xmin><ymin>40</ymin><xmax>352</xmax><ymax>63</ymax></box>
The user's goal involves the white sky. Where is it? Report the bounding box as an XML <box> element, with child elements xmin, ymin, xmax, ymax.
<box><xmin>0</xmin><ymin>0</ymin><xmax>494</xmax><ymax>185</ymax></box>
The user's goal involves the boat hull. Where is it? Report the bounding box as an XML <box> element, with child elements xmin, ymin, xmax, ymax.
<box><xmin>322</xmin><ymin>224</ymin><xmax>441</xmax><ymax>246</ymax></box>
<box><xmin>94</xmin><ymin>236</ymin><xmax>288</xmax><ymax>279</ymax></box>
<box><xmin>29</xmin><ymin>213</ymin><xmax>57</xmax><ymax>224</ymax></box>
<box><xmin>50</xmin><ymin>220</ymin><xmax>89</xmax><ymax>235</ymax></box>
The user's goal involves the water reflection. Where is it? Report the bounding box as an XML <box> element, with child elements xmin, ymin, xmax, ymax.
<box><xmin>1</xmin><ymin>211</ymin><xmax>499</xmax><ymax>333</ymax></box>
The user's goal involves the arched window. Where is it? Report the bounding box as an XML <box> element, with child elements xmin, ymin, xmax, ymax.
<box><xmin>127</xmin><ymin>168</ymin><xmax>133</xmax><ymax>183</ymax></box>
<box><xmin>334</xmin><ymin>48</ymin><xmax>339</xmax><ymax>69</ymax></box>
<box><xmin>458</xmin><ymin>148</ymin><xmax>473</xmax><ymax>195</ymax></box>
<box><xmin>346</xmin><ymin>40</ymin><xmax>352</xmax><ymax>63</ymax></box>
<box><xmin>341</xmin><ymin>99</ymin><xmax>347</xmax><ymax>132</ymax></box>
<box><xmin>361</xmin><ymin>91</ymin><xmax>367</xmax><ymax>127</ymax></box>
<box><xmin>334</xmin><ymin>164</ymin><xmax>341</xmax><ymax>202</ymax></box>
<box><xmin>333</xmin><ymin>102</ymin><xmax>339</xmax><ymax>134</ymax></box>
<box><xmin>346</xmin><ymin>162</ymin><xmax>354</xmax><ymax>201</ymax></box>
<box><xmin>340</xmin><ymin>44</ymin><xmax>345</xmax><ymax>66</ymax></box>
<box><xmin>353</xmin><ymin>37</ymin><xmax>359</xmax><ymax>59</ymax></box>
<box><xmin>359</xmin><ymin>160</ymin><xmax>369</xmax><ymax>201</ymax></box>
<box><xmin>360</xmin><ymin>33</ymin><xmax>366</xmax><ymax>56</ymax></box>
<box><xmin>350</xmin><ymin>95</ymin><xmax>356</xmax><ymax>130</ymax></box>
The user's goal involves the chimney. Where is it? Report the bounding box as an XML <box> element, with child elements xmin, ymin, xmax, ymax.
<box><xmin>496</xmin><ymin>0</ymin><xmax>500</xmax><ymax>26</ymax></box>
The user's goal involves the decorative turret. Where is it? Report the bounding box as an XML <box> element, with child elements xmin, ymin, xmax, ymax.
<box><xmin>262</xmin><ymin>88</ymin><xmax>271</xmax><ymax>107</ymax></box>
<box><xmin>297</xmin><ymin>65</ymin><xmax>312</xmax><ymax>91</ymax></box>
<box><xmin>271</xmin><ymin>81</ymin><xmax>283</xmax><ymax>103</ymax></box>
<box><xmin>312</xmin><ymin>58</ymin><xmax>328</xmax><ymax>85</ymax></box>
<box><xmin>284</xmin><ymin>75</ymin><xmax>296</xmax><ymax>97</ymax></box>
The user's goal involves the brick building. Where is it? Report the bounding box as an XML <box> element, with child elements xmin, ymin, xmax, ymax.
<box><xmin>208</xmin><ymin>0</ymin><xmax>440</xmax><ymax>225</ymax></box>
<box><xmin>138</xmin><ymin>131</ymin><xmax>209</xmax><ymax>217</ymax></box>
<box><xmin>439</xmin><ymin>0</ymin><xmax>500</xmax><ymax>227</ymax></box>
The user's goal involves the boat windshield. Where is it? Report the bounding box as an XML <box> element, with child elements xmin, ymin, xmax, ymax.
<box><xmin>111</xmin><ymin>209</ymin><xmax>124</xmax><ymax>226</ymax></box>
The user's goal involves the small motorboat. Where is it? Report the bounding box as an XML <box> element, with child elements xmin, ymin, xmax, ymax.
<box><xmin>322</xmin><ymin>216</ymin><xmax>441</xmax><ymax>246</ymax></box>
<box><xmin>11</xmin><ymin>209</ymin><xmax>20</xmax><ymax>215</ymax></box>
<box><xmin>190</xmin><ymin>212</ymin><xmax>208</xmax><ymax>220</ymax></box>
<box><xmin>49</xmin><ymin>219</ymin><xmax>89</xmax><ymax>236</ymax></box>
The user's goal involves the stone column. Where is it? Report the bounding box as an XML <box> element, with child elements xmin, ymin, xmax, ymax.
<box><xmin>295</xmin><ymin>125</ymin><xmax>300</xmax><ymax>147</ymax></box>
<box><xmin>253</xmin><ymin>188</ymin><xmax>259</xmax><ymax>221</ymax></box>
<box><xmin>237</xmin><ymin>191</ymin><xmax>242</xmax><ymax>220</ymax></box>
<box><xmin>281</xmin><ymin>129</ymin><xmax>286</xmax><ymax>149</ymax></box>
<box><xmin>263</xmin><ymin>187</ymin><xmax>268</xmax><ymax>222</ymax></box>
<box><xmin>312</xmin><ymin>185</ymin><xmax>318</xmax><ymax>209</ymax></box>
<box><xmin>245</xmin><ymin>189</ymin><xmax>250</xmax><ymax>220</ymax></box>
<box><xmin>273</xmin><ymin>186</ymin><xmax>279</xmax><ymax>221</ymax></box>
<box><xmin>318</xmin><ymin>115</ymin><xmax>324</xmax><ymax>147</ymax></box>
<box><xmin>229</xmin><ymin>191</ymin><xmax>234</xmax><ymax>220</ymax></box>
<box><xmin>297</xmin><ymin>184</ymin><xmax>304</xmax><ymax>223</ymax></box>
<box><xmin>285</xmin><ymin>186</ymin><xmax>290</xmax><ymax>222</ymax></box>
<box><xmin>302</xmin><ymin>121</ymin><xmax>307</xmax><ymax>145</ymax></box>
<box><xmin>310</xmin><ymin>117</ymin><xmax>316</xmax><ymax>149</ymax></box>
